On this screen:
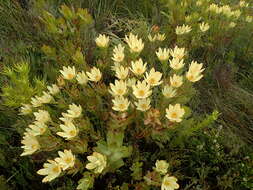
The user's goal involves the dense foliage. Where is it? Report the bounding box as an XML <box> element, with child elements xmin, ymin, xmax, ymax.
<box><xmin>0</xmin><ymin>0</ymin><xmax>252</xmax><ymax>189</ymax></box>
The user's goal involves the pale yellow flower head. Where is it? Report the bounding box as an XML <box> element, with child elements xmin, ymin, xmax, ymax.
<box><xmin>155</xmin><ymin>33</ymin><xmax>166</xmax><ymax>41</ymax></box>
<box><xmin>60</xmin><ymin>66</ymin><xmax>76</xmax><ymax>80</ymax></box>
<box><xmin>130</xmin><ymin>58</ymin><xmax>147</xmax><ymax>76</ymax></box>
<box><xmin>21</xmin><ymin>133</ymin><xmax>40</xmax><ymax>156</ymax></box>
<box><xmin>111</xmin><ymin>62</ymin><xmax>121</xmax><ymax>72</ymax></box>
<box><xmin>57</xmin><ymin>122</ymin><xmax>78</xmax><ymax>140</ymax></box>
<box><xmin>239</xmin><ymin>1</ymin><xmax>249</xmax><ymax>7</ymax></box>
<box><xmin>31</xmin><ymin>96</ymin><xmax>43</xmax><ymax>107</ymax></box>
<box><xmin>34</xmin><ymin>110</ymin><xmax>51</xmax><ymax>124</ymax></box>
<box><xmin>199</xmin><ymin>22</ymin><xmax>210</xmax><ymax>32</ymax></box>
<box><xmin>115</xmin><ymin>66</ymin><xmax>129</xmax><ymax>80</ymax></box>
<box><xmin>76</xmin><ymin>71</ymin><xmax>88</xmax><ymax>85</ymax></box>
<box><xmin>109</xmin><ymin>80</ymin><xmax>128</xmax><ymax>96</ymax></box>
<box><xmin>86</xmin><ymin>152</ymin><xmax>107</xmax><ymax>174</ymax></box>
<box><xmin>112</xmin><ymin>44</ymin><xmax>125</xmax><ymax>63</ymax></box>
<box><xmin>86</xmin><ymin>67</ymin><xmax>102</xmax><ymax>82</ymax></box>
<box><xmin>132</xmin><ymin>80</ymin><xmax>152</xmax><ymax>99</ymax></box>
<box><xmin>65</xmin><ymin>103</ymin><xmax>82</xmax><ymax>118</ymax></box>
<box><xmin>38</xmin><ymin>91</ymin><xmax>53</xmax><ymax>104</ymax></box>
<box><xmin>221</xmin><ymin>5</ymin><xmax>233</xmax><ymax>17</ymax></box>
<box><xmin>208</xmin><ymin>3</ymin><xmax>221</xmax><ymax>14</ymax></box>
<box><xmin>135</xmin><ymin>98</ymin><xmax>151</xmax><ymax>111</ymax></box>
<box><xmin>162</xmin><ymin>85</ymin><xmax>177</xmax><ymax>98</ymax></box>
<box><xmin>175</xmin><ymin>24</ymin><xmax>192</xmax><ymax>35</ymax></box>
<box><xmin>47</xmin><ymin>84</ymin><xmax>60</xmax><ymax>95</ymax></box>
<box><xmin>169</xmin><ymin>58</ymin><xmax>185</xmax><ymax>70</ymax></box>
<box><xmin>125</xmin><ymin>33</ymin><xmax>144</xmax><ymax>53</ymax></box>
<box><xmin>37</xmin><ymin>160</ymin><xmax>61</xmax><ymax>183</ymax></box>
<box><xmin>26</xmin><ymin>121</ymin><xmax>47</xmax><ymax>136</ymax></box>
<box><xmin>156</xmin><ymin>48</ymin><xmax>170</xmax><ymax>62</ymax></box>
<box><xmin>166</xmin><ymin>104</ymin><xmax>185</xmax><ymax>123</ymax></box>
<box><xmin>19</xmin><ymin>104</ymin><xmax>32</xmax><ymax>115</ymax></box>
<box><xmin>170</xmin><ymin>74</ymin><xmax>183</xmax><ymax>88</ymax></box>
<box><xmin>170</xmin><ymin>46</ymin><xmax>186</xmax><ymax>60</ymax></box>
<box><xmin>95</xmin><ymin>34</ymin><xmax>109</xmax><ymax>48</ymax></box>
<box><xmin>245</xmin><ymin>16</ymin><xmax>252</xmax><ymax>23</ymax></box>
<box><xmin>144</xmin><ymin>68</ymin><xmax>163</xmax><ymax>86</ymax></box>
<box><xmin>161</xmin><ymin>175</ymin><xmax>179</xmax><ymax>190</ymax></box>
<box><xmin>112</xmin><ymin>96</ymin><xmax>130</xmax><ymax>112</ymax></box>
<box><xmin>233</xmin><ymin>10</ymin><xmax>241</xmax><ymax>19</ymax></box>
<box><xmin>186</xmin><ymin>61</ymin><xmax>205</xmax><ymax>82</ymax></box>
<box><xmin>155</xmin><ymin>160</ymin><xmax>169</xmax><ymax>175</ymax></box>
<box><xmin>229</xmin><ymin>22</ymin><xmax>236</xmax><ymax>28</ymax></box>
<box><xmin>55</xmin><ymin>149</ymin><xmax>75</xmax><ymax>170</ymax></box>
<box><xmin>148</xmin><ymin>34</ymin><xmax>156</xmax><ymax>42</ymax></box>
<box><xmin>59</xmin><ymin>112</ymin><xmax>73</xmax><ymax>125</ymax></box>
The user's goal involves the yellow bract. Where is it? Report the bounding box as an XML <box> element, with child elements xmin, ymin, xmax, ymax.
<box><xmin>199</xmin><ymin>22</ymin><xmax>210</xmax><ymax>32</ymax></box>
<box><xmin>86</xmin><ymin>152</ymin><xmax>107</xmax><ymax>173</ymax></box>
<box><xmin>19</xmin><ymin>104</ymin><xmax>32</xmax><ymax>115</ymax></box>
<box><xmin>170</xmin><ymin>46</ymin><xmax>186</xmax><ymax>60</ymax></box>
<box><xmin>175</xmin><ymin>24</ymin><xmax>192</xmax><ymax>35</ymax></box>
<box><xmin>186</xmin><ymin>61</ymin><xmax>205</xmax><ymax>82</ymax></box>
<box><xmin>21</xmin><ymin>133</ymin><xmax>40</xmax><ymax>156</ymax></box>
<box><xmin>26</xmin><ymin>121</ymin><xmax>47</xmax><ymax>136</ymax></box>
<box><xmin>109</xmin><ymin>80</ymin><xmax>128</xmax><ymax>96</ymax></box>
<box><xmin>169</xmin><ymin>58</ymin><xmax>185</xmax><ymax>70</ymax></box>
<box><xmin>47</xmin><ymin>84</ymin><xmax>60</xmax><ymax>95</ymax></box>
<box><xmin>155</xmin><ymin>160</ymin><xmax>169</xmax><ymax>175</ymax></box>
<box><xmin>60</xmin><ymin>66</ymin><xmax>76</xmax><ymax>80</ymax></box>
<box><xmin>57</xmin><ymin>122</ymin><xmax>79</xmax><ymax>140</ymax></box>
<box><xmin>130</xmin><ymin>58</ymin><xmax>147</xmax><ymax>76</ymax></box>
<box><xmin>125</xmin><ymin>33</ymin><xmax>144</xmax><ymax>53</ymax></box>
<box><xmin>112</xmin><ymin>44</ymin><xmax>125</xmax><ymax>63</ymax></box>
<box><xmin>55</xmin><ymin>149</ymin><xmax>75</xmax><ymax>170</ymax></box>
<box><xmin>135</xmin><ymin>98</ymin><xmax>151</xmax><ymax>111</ymax></box>
<box><xmin>132</xmin><ymin>80</ymin><xmax>152</xmax><ymax>99</ymax></box>
<box><xmin>161</xmin><ymin>175</ymin><xmax>180</xmax><ymax>190</ymax></box>
<box><xmin>86</xmin><ymin>67</ymin><xmax>102</xmax><ymax>82</ymax></box>
<box><xmin>65</xmin><ymin>103</ymin><xmax>82</xmax><ymax>118</ymax></box>
<box><xmin>95</xmin><ymin>34</ymin><xmax>109</xmax><ymax>48</ymax></box>
<box><xmin>162</xmin><ymin>85</ymin><xmax>177</xmax><ymax>98</ymax></box>
<box><xmin>166</xmin><ymin>104</ymin><xmax>185</xmax><ymax>123</ymax></box>
<box><xmin>37</xmin><ymin>160</ymin><xmax>62</xmax><ymax>183</ymax></box>
<box><xmin>34</xmin><ymin>110</ymin><xmax>51</xmax><ymax>124</ymax></box>
<box><xmin>115</xmin><ymin>66</ymin><xmax>129</xmax><ymax>80</ymax></box>
<box><xmin>170</xmin><ymin>74</ymin><xmax>183</xmax><ymax>88</ymax></box>
<box><xmin>112</xmin><ymin>96</ymin><xmax>130</xmax><ymax>112</ymax></box>
<box><xmin>144</xmin><ymin>68</ymin><xmax>163</xmax><ymax>86</ymax></box>
<box><xmin>76</xmin><ymin>71</ymin><xmax>88</xmax><ymax>85</ymax></box>
<box><xmin>156</xmin><ymin>48</ymin><xmax>170</xmax><ymax>62</ymax></box>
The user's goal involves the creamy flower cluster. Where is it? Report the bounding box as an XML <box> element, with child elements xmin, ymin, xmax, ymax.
<box><xmin>57</xmin><ymin>103</ymin><xmax>82</xmax><ymax>140</ymax></box>
<box><xmin>20</xmin><ymin>83</ymin><xmax>62</xmax><ymax>156</ymax></box>
<box><xmin>60</xmin><ymin>66</ymin><xmax>102</xmax><ymax>83</ymax></box>
<box><xmin>110</xmin><ymin>56</ymin><xmax>162</xmax><ymax>112</ymax></box>
<box><xmin>85</xmin><ymin>152</ymin><xmax>107</xmax><ymax>174</ymax></box>
<box><xmin>208</xmin><ymin>3</ymin><xmax>241</xmax><ymax>19</ymax></box>
<box><xmin>154</xmin><ymin>160</ymin><xmax>179</xmax><ymax>190</ymax></box>
<box><xmin>107</xmin><ymin>33</ymin><xmax>205</xmax><ymax>124</ymax></box>
<box><xmin>148</xmin><ymin>33</ymin><xmax>166</xmax><ymax>42</ymax></box>
<box><xmin>20</xmin><ymin>84</ymin><xmax>60</xmax><ymax>115</ymax></box>
<box><xmin>37</xmin><ymin>149</ymin><xmax>75</xmax><ymax>182</ymax></box>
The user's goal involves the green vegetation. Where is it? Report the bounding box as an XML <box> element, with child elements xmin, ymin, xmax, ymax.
<box><xmin>0</xmin><ymin>0</ymin><xmax>252</xmax><ymax>189</ymax></box>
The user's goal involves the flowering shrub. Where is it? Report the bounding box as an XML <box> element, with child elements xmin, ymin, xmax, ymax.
<box><xmin>2</xmin><ymin>1</ymin><xmax>252</xmax><ymax>189</ymax></box>
<box><xmin>17</xmin><ymin>24</ymin><xmax>220</xmax><ymax>189</ymax></box>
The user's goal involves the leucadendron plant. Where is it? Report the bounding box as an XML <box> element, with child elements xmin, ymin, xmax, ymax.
<box><xmin>18</xmin><ymin>26</ymin><xmax>218</xmax><ymax>189</ymax></box>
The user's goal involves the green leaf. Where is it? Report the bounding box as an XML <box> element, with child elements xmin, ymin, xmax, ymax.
<box><xmin>76</xmin><ymin>172</ymin><xmax>94</xmax><ymax>190</ymax></box>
